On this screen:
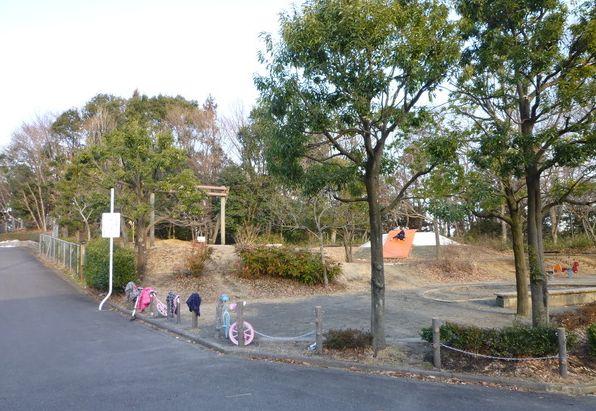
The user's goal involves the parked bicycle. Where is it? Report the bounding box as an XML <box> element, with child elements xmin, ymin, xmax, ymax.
<box><xmin>227</xmin><ymin>301</ymin><xmax>255</xmax><ymax>346</ymax></box>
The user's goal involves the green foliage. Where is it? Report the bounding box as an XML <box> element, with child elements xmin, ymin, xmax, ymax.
<box><xmin>587</xmin><ymin>323</ymin><xmax>596</xmax><ymax>358</ymax></box>
<box><xmin>238</xmin><ymin>246</ymin><xmax>340</xmax><ymax>285</ymax></box>
<box><xmin>257</xmin><ymin>0</ymin><xmax>460</xmax><ymax>188</ymax></box>
<box><xmin>84</xmin><ymin>238</ymin><xmax>137</xmax><ymax>292</ymax></box>
<box><xmin>324</xmin><ymin>329</ymin><xmax>373</xmax><ymax>350</ymax></box>
<box><xmin>420</xmin><ymin>322</ymin><xmax>577</xmax><ymax>357</ymax></box>
<box><xmin>544</xmin><ymin>234</ymin><xmax>595</xmax><ymax>253</ymax></box>
<box><xmin>185</xmin><ymin>243</ymin><xmax>213</xmax><ymax>276</ymax></box>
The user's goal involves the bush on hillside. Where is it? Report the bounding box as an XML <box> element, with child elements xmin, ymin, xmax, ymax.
<box><xmin>185</xmin><ymin>242</ymin><xmax>212</xmax><ymax>276</ymax></box>
<box><xmin>420</xmin><ymin>322</ymin><xmax>577</xmax><ymax>358</ymax></box>
<box><xmin>84</xmin><ymin>238</ymin><xmax>137</xmax><ymax>292</ymax></box>
<box><xmin>588</xmin><ymin>323</ymin><xmax>596</xmax><ymax>358</ymax></box>
<box><xmin>324</xmin><ymin>329</ymin><xmax>373</xmax><ymax>350</ymax></box>
<box><xmin>238</xmin><ymin>246</ymin><xmax>340</xmax><ymax>285</ymax></box>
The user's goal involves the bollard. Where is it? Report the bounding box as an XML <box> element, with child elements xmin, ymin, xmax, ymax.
<box><xmin>432</xmin><ymin>318</ymin><xmax>441</xmax><ymax>369</ymax></box>
<box><xmin>176</xmin><ymin>297</ymin><xmax>181</xmax><ymax>324</ymax></box>
<box><xmin>149</xmin><ymin>296</ymin><xmax>156</xmax><ymax>317</ymax></box>
<box><xmin>558</xmin><ymin>327</ymin><xmax>568</xmax><ymax>377</ymax></box>
<box><xmin>315</xmin><ymin>306</ymin><xmax>323</xmax><ymax>355</ymax></box>
<box><xmin>215</xmin><ymin>300</ymin><xmax>223</xmax><ymax>337</ymax></box>
<box><xmin>167</xmin><ymin>297</ymin><xmax>173</xmax><ymax>321</ymax></box>
<box><xmin>237</xmin><ymin>301</ymin><xmax>245</xmax><ymax>347</ymax></box>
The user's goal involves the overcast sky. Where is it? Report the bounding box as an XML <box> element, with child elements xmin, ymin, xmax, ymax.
<box><xmin>0</xmin><ymin>0</ymin><xmax>295</xmax><ymax>148</ymax></box>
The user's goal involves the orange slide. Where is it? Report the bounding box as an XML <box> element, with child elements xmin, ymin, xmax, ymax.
<box><xmin>383</xmin><ymin>229</ymin><xmax>417</xmax><ymax>259</ymax></box>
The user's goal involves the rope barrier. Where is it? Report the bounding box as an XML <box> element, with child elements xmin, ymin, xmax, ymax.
<box><xmin>440</xmin><ymin>343</ymin><xmax>558</xmax><ymax>362</ymax></box>
<box><xmin>254</xmin><ymin>330</ymin><xmax>315</xmax><ymax>341</ymax></box>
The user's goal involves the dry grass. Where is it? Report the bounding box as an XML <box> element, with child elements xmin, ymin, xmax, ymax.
<box><xmin>551</xmin><ymin>302</ymin><xmax>596</xmax><ymax>330</ymax></box>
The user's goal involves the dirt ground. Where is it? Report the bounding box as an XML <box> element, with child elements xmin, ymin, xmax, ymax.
<box><xmin>141</xmin><ymin>239</ymin><xmax>596</xmax><ymax>305</ymax></box>
<box><xmin>107</xmin><ymin>239</ymin><xmax>596</xmax><ymax>385</ymax></box>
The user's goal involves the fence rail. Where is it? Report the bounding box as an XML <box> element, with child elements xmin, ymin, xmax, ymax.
<box><xmin>39</xmin><ymin>234</ymin><xmax>82</xmax><ymax>277</ymax></box>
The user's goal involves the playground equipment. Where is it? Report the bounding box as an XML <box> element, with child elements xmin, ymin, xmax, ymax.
<box><xmin>383</xmin><ymin>229</ymin><xmax>417</xmax><ymax>258</ymax></box>
<box><xmin>548</xmin><ymin>261</ymin><xmax>579</xmax><ymax>279</ymax></box>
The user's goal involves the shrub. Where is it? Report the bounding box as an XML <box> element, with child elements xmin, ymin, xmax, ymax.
<box><xmin>84</xmin><ymin>238</ymin><xmax>137</xmax><ymax>292</ymax></box>
<box><xmin>185</xmin><ymin>243</ymin><xmax>213</xmax><ymax>276</ymax></box>
<box><xmin>234</xmin><ymin>224</ymin><xmax>260</xmax><ymax>247</ymax></box>
<box><xmin>324</xmin><ymin>329</ymin><xmax>373</xmax><ymax>350</ymax></box>
<box><xmin>238</xmin><ymin>246</ymin><xmax>340</xmax><ymax>285</ymax></box>
<box><xmin>544</xmin><ymin>234</ymin><xmax>595</xmax><ymax>253</ymax></box>
<box><xmin>420</xmin><ymin>322</ymin><xmax>577</xmax><ymax>358</ymax></box>
<box><xmin>588</xmin><ymin>323</ymin><xmax>596</xmax><ymax>358</ymax></box>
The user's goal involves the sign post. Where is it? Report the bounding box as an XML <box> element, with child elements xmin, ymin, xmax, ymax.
<box><xmin>99</xmin><ymin>188</ymin><xmax>120</xmax><ymax>311</ymax></box>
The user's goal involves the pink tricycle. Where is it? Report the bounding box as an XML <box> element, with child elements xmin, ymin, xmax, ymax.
<box><xmin>227</xmin><ymin>301</ymin><xmax>255</xmax><ymax>346</ymax></box>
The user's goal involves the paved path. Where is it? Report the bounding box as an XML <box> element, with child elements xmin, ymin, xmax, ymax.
<box><xmin>1</xmin><ymin>247</ymin><xmax>594</xmax><ymax>410</ymax></box>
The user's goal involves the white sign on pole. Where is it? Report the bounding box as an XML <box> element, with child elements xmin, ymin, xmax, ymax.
<box><xmin>101</xmin><ymin>213</ymin><xmax>121</xmax><ymax>238</ymax></box>
<box><xmin>99</xmin><ymin>188</ymin><xmax>117</xmax><ymax>311</ymax></box>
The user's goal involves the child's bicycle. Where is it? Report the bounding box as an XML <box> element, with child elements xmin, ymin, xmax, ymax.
<box><xmin>218</xmin><ymin>294</ymin><xmax>232</xmax><ymax>338</ymax></box>
<box><xmin>126</xmin><ymin>283</ymin><xmax>168</xmax><ymax>320</ymax></box>
<box><xmin>227</xmin><ymin>301</ymin><xmax>255</xmax><ymax>346</ymax></box>
<box><xmin>217</xmin><ymin>294</ymin><xmax>255</xmax><ymax>345</ymax></box>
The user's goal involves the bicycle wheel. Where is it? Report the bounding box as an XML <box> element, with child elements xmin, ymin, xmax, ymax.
<box><xmin>222</xmin><ymin>310</ymin><xmax>231</xmax><ymax>339</ymax></box>
<box><xmin>228</xmin><ymin>321</ymin><xmax>255</xmax><ymax>346</ymax></box>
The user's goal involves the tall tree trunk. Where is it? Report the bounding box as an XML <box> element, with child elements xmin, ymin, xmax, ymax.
<box><xmin>433</xmin><ymin>219</ymin><xmax>441</xmax><ymax>260</ymax></box>
<box><xmin>85</xmin><ymin>221</ymin><xmax>91</xmax><ymax>242</ymax></box>
<box><xmin>135</xmin><ymin>218</ymin><xmax>147</xmax><ymax>277</ymax></box>
<box><xmin>330</xmin><ymin>228</ymin><xmax>337</xmax><ymax>244</ymax></box>
<box><xmin>319</xmin><ymin>236</ymin><xmax>328</xmax><ymax>287</ymax></box>
<box><xmin>343</xmin><ymin>228</ymin><xmax>354</xmax><ymax>262</ymax></box>
<box><xmin>550</xmin><ymin>206</ymin><xmax>558</xmax><ymax>245</ymax></box>
<box><xmin>120</xmin><ymin>219</ymin><xmax>129</xmax><ymax>243</ymax></box>
<box><xmin>365</xmin><ymin>168</ymin><xmax>385</xmax><ymax>353</ymax></box>
<box><xmin>501</xmin><ymin>202</ymin><xmax>508</xmax><ymax>244</ymax></box>
<box><xmin>510</xmin><ymin>211</ymin><xmax>529</xmax><ymax>316</ymax></box>
<box><xmin>526</xmin><ymin>169</ymin><xmax>548</xmax><ymax>326</ymax></box>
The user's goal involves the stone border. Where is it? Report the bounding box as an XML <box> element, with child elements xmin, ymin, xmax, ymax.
<box><xmin>29</xmin><ymin>246</ymin><xmax>596</xmax><ymax>396</ymax></box>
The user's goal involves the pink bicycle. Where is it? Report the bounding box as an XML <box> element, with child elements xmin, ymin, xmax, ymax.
<box><xmin>227</xmin><ymin>301</ymin><xmax>255</xmax><ymax>346</ymax></box>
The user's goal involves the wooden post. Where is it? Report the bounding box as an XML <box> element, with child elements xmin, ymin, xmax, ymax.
<box><xmin>432</xmin><ymin>318</ymin><xmax>441</xmax><ymax>369</ymax></box>
<box><xmin>558</xmin><ymin>327</ymin><xmax>568</xmax><ymax>377</ymax></box>
<box><xmin>237</xmin><ymin>301</ymin><xmax>245</xmax><ymax>347</ymax></box>
<box><xmin>215</xmin><ymin>300</ymin><xmax>223</xmax><ymax>338</ymax></box>
<box><xmin>176</xmin><ymin>297</ymin><xmax>181</xmax><ymax>324</ymax></box>
<box><xmin>315</xmin><ymin>306</ymin><xmax>323</xmax><ymax>355</ymax></box>
<box><xmin>149</xmin><ymin>192</ymin><xmax>155</xmax><ymax>248</ymax></box>
<box><xmin>220</xmin><ymin>196</ymin><xmax>226</xmax><ymax>245</ymax></box>
<box><xmin>433</xmin><ymin>220</ymin><xmax>441</xmax><ymax>260</ymax></box>
<box><xmin>79</xmin><ymin>242</ymin><xmax>86</xmax><ymax>281</ymax></box>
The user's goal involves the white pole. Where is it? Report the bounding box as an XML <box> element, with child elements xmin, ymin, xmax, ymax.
<box><xmin>99</xmin><ymin>188</ymin><xmax>115</xmax><ymax>311</ymax></box>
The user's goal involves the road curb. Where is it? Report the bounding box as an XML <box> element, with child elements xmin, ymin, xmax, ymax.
<box><xmin>106</xmin><ymin>301</ymin><xmax>596</xmax><ymax>396</ymax></box>
<box><xmin>32</xmin><ymin>248</ymin><xmax>596</xmax><ymax>396</ymax></box>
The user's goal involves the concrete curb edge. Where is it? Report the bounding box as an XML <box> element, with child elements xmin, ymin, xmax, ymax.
<box><xmin>32</xmin><ymin>247</ymin><xmax>596</xmax><ymax>396</ymax></box>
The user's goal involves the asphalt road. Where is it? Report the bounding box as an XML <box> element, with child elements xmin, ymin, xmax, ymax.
<box><xmin>0</xmin><ymin>246</ymin><xmax>594</xmax><ymax>411</ymax></box>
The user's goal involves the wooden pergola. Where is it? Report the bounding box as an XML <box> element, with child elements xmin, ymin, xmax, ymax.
<box><xmin>149</xmin><ymin>185</ymin><xmax>229</xmax><ymax>246</ymax></box>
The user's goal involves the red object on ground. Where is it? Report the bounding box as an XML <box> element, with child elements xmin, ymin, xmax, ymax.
<box><xmin>383</xmin><ymin>229</ymin><xmax>417</xmax><ymax>259</ymax></box>
<box><xmin>572</xmin><ymin>261</ymin><xmax>579</xmax><ymax>273</ymax></box>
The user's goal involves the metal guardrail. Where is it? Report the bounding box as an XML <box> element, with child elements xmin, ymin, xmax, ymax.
<box><xmin>39</xmin><ymin>234</ymin><xmax>81</xmax><ymax>277</ymax></box>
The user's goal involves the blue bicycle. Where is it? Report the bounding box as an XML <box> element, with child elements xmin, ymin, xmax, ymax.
<box><xmin>219</xmin><ymin>294</ymin><xmax>231</xmax><ymax>338</ymax></box>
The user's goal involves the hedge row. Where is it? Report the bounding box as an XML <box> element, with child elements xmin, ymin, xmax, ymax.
<box><xmin>420</xmin><ymin>322</ymin><xmax>577</xmax><ymax>358</ymax></box>
<box><xmin>84</xmin><ymin>238</ymin><xmax>137</xmax><ymax>292</ymax></box>
<box><xmin>238</xmin><ymin>246</ymin><xmax>340</xmax><ymax>285</ymax></box>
